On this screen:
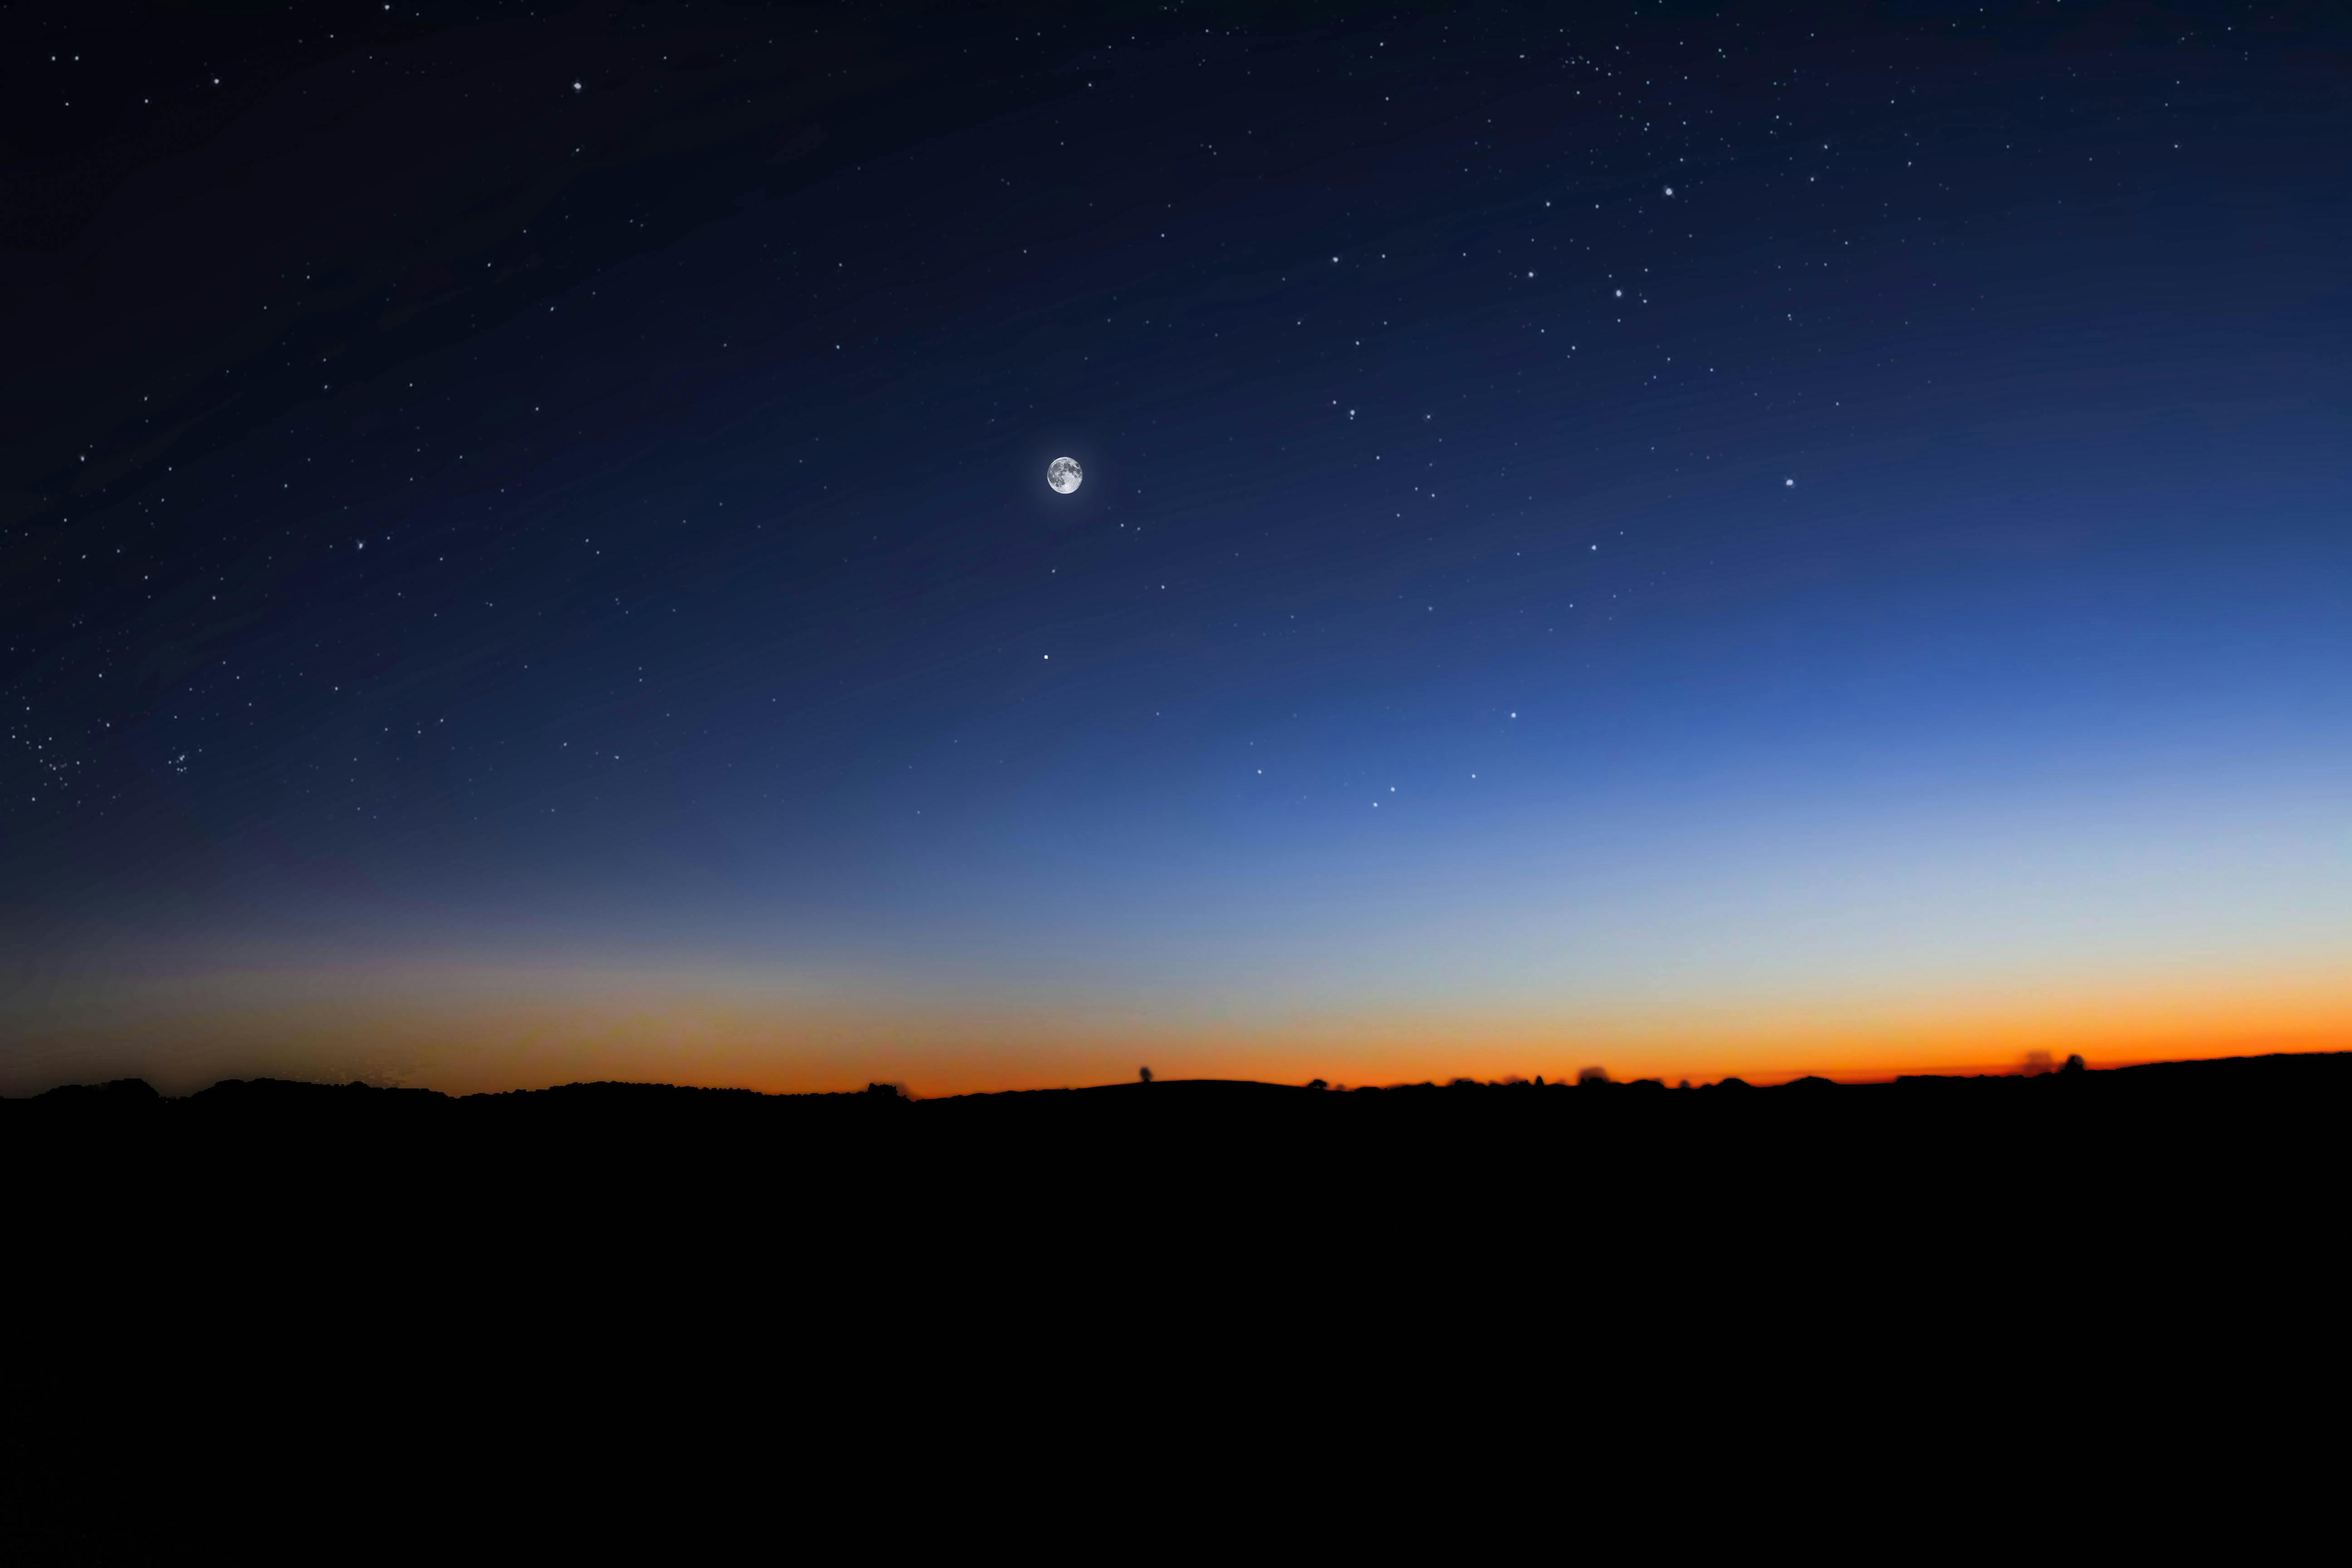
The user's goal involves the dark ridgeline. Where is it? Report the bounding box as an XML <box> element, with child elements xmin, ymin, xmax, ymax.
<box><xmin>10</xmin><ymin>1054</ymin><xmax>2347</xmax><ymax>1205</ymax></box>
<box><xmin>12</xmin><ymin>1047</ymin><xmax>2347</xmax><ymax>1120</ymax></box>
<box><xmin>11</xmin><ymin>1050</ymin><xmax>2340</xmax><ymax>1384</ymax></box>
<box><xmin>8</xmin><ymin>1053</ymin><xmax>2340</xmax><ymax>1556</ymax></box>
<box><xmin>15</xmin><ymin>1055</ymin><xmax>2344</xmax><ymax>1263</ymax></box>
<box><xmin>14</xmin><ymin>1052</ymin><xmax>2341</xmax><ymax>1295</ymax></box>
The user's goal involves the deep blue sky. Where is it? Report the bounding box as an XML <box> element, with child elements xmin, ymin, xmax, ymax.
<box><xmin>4</xmin><ymin>1</ymin><xmax>2347</xmax><ymax>1092</ymax></box>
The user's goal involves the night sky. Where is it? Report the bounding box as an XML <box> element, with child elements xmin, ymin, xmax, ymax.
<box><xmin>5</xmin><ymin>1</ymin><xmax>2347</xmax><ymax>1095</ymax></box>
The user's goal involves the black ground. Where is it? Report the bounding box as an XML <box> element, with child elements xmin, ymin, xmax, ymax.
<box><xmin>7</xmin><ymin>1051</ymin><xmax>2338</xmax><ymax>1557</ymax></box>
<box><xmin>12</xmin><ymin>1051</ymin><xmax>2343</xmax><ymax>1234</ymax></box>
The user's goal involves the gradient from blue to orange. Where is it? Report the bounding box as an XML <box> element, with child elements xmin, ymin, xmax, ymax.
<box><xmin>4</xmin><ymin>3</ymin><xmax>2347</xmax><ymax>1096</ymax></box>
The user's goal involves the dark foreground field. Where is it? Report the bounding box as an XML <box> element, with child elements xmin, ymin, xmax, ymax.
<box><xmin>5</xmin><ymin>1053</ymin><xmax>2342</xmax><ymax>1553</ymax></box>
<box><xmin>10</xmin><ymin>1051</ymin><xmax>2346</xmax><ymax>1230</ymax></box>
<box><xmin>15</xmin><ymin>1051</ymin><xmax>2342</xmax><ymax>1334</ymax></box>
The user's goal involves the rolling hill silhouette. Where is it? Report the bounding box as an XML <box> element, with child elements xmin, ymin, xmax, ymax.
<box><xmin>10</xmin><ymin>1053</ymin><xmax>2345</xmax><ymax>1212</ymax></box>
<box><xmin>6</xmin><ymin>1050</ymin><xmax>2337</xmax><ymax>1556</ymax></box>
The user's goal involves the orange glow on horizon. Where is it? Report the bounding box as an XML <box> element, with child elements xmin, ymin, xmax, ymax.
<box><xmin>6</xmin><ymin>955</ymin><xmax>2347</xmax><ymax>1098</ymax></box>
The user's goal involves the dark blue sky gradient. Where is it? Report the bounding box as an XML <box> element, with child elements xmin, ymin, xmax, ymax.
<box><xmin>5</xmin><ymin>1</ymin><xmax>2347</xmax><ymax>1088</ymax></box>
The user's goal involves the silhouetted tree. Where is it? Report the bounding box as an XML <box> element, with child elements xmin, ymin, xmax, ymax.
<box><xmin>1138</xmin><ymin>1066</ymin><xmax>1152</xmax><ymax>1083</ymax></box>
<box><xmin>2062</xmin><ymin>1054</ymin><xmax>2087</xmax><ymax>1074</ymax></box>
<box><xmin>1577</xmin><ymin>1066</ymin><xmax>1610</xmax><ymax>1087</ymax></box>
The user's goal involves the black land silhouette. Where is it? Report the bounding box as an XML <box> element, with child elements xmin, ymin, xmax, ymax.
<box><xmin>7</xmin><ymin>1051</ymin><xmax>2340</xmax><ymax>1554</ymax></box>
<box><xmin>10</xmin><ymin>1053</ymin><xmax>2345</xmax><ymax>1220</ymax></box>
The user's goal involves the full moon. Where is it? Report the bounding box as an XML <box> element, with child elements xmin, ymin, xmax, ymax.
<box><xmin>1047</xmin><ymin>456</ymin><xmax>1083</xmax><ymax>495</ymax></box>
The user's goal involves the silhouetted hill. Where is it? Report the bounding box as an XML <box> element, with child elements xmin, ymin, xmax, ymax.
<box><xmin>6</xmin><ymin>1049</ymin><xmax>2338</xmax><ymax>1558</ymax></box>
<box><xmin>11</xmin><ymin>1051</ymin><xmax>2351</xmax><ymax>1130</ymax></box>
<box><xmin>8</xmin><ymin>1054</ymin><xmax>2345</xmax><ymax>1212</ymax></box>
<box><xmin>10</xmin><ymin>1051</ymin><xmax>2343</xmax><ymax>1240</ymax></box>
